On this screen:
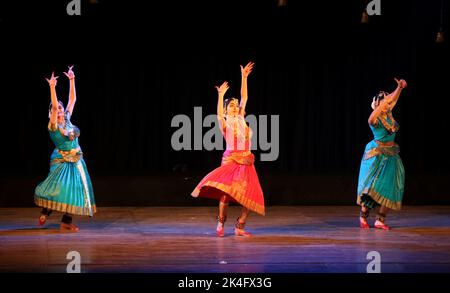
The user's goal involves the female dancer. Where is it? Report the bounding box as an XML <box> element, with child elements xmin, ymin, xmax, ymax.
<box><xmin>357</xmin><ymin>78</ymin><xmax>407</xmax><ymax>230</ymax></box>
<box><xmin>35</xmin><ymin>66</ymin><xmax>96</xmax><ymax>232</ymax></box>
<box><xmin>192</xmin><ymin>62</ymin><xmax>265</xmax><ymax>237</ymax></box>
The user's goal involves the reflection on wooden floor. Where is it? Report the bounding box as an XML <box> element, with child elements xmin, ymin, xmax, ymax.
<box><xmin>1</xmin><ymin>206</ymin><xmax>449</xmax><ymax>273</ymax></box>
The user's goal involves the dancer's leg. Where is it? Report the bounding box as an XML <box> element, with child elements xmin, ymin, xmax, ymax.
<box><xmin>60</xmin><ymin>213</ymin><xmax>79</xmax><ymax>232</ymax></box>
<box><xmin>235</xmin><ymin>207</ymin><xmax>251</xmax><ymax>237</ymax></box>
<box><xmin>374</xmin><ymin>206</ymin><xmax>391</xmax><ymax>230</ymax></box>
<box><xmin>360</xmin><ymin>205</ymin><xmax>370</xmax><ymax>229</ymax></box>
<box><xmin>38</xmin><ymin>208</ymin><xmax>52</xmax><ymax>226</ymax></box>
<box><xmin>216</xmin><ymin>195</ymin><xmax>229</xmax><ymax>237</ymax></box>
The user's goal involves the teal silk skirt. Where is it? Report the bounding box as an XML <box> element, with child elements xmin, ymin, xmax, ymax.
<box><xmin>35</xmin><ymin>149</ymin><xmax>96</xmax><ymax>216</ymax></box>
<box><xmin>357</xmin><ymin>140</ymin><xmax>405</xmax><ymax>210</ymax></box>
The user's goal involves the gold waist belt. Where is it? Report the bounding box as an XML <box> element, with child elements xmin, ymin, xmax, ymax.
<box><xmin>363</xmin><ymin>141</ymin><xmax>399</xmax><ymax>160</ymax></box>
<box><xmin>51</xmin><ymin>148</ymin><xmax>83</xmax><ymax>165</ymax></box>
<box><xmin>222</xmin><ymin>151</ymin><xmax>254</xmax><ymax>166</ymax></box>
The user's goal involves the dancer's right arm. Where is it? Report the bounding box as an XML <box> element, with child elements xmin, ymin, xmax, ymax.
<box><xmin>216</xmin><ymin>81</ymin><xmax>229</xmax><ymax>131</ymax></box>
<box><xmin>384</xmin><ymin>78</ymin><xmax>407</xmax><ymax>110</ymax></box>
<box><xmin>45</xmin><ymin>72</ymin><xmax>59</xmax><ymax>126</ymax></box>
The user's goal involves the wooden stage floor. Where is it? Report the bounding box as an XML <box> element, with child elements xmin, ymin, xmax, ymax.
<box><xmin>1</xmin><ymin>206</ymin><xmax>449</xmax><ymax>273</ymax></box>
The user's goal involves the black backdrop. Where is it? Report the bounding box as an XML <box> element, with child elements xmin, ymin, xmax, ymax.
<box><xmin>0</xmin><ymin>0</ymin><xmax>449</xmax><ymax>207</ymax></box>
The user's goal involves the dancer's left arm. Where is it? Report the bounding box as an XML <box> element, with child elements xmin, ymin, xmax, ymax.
<box><xmin>239</xmin><ymin>61</ymin><xmax>254</xmax><ymax>116</ymax></box>
<box><xmin>64</xmin><ymin>65</ymin><xmax>77</xmax><ymax>116</ymax></box>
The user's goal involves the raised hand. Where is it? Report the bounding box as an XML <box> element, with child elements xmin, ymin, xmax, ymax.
<box><xmin>394</xmin><ymin>78</ymin><xmax>407</xmax><ymax>89</ymax></box>
<box><xmin>215</xmin><ymin>81</ymin><xmax>229</xmax><ymax>96</ymax></box>
<box><xmin>240</xmin><ymin>61</ymin><xmax>254</xmax><ymax>78</ymax></box>
<box><xmin>45</xmin><ymin>72</ymin><xmax>59</xmax><ymax>87</ymax></box>
<box><xmin>64</xmin><ymin>65</ymin><xmax>75</xmax><ymax>80</ymax></box>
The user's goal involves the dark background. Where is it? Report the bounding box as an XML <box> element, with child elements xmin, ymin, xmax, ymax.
<box><xmin>0</xmin><ymin>0</ymin><xmax>449</xmax><ymax>207</ymax></box>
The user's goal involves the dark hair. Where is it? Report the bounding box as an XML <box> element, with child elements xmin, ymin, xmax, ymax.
<box><xmin>374</xmin><ymin>91</ymin><xmax>386</xmax><ymax>101</ymax></box>
<box><xmin>48</xmin><ymin>100</ymin><xmax>64</xmax><ymax>111</ymax></box>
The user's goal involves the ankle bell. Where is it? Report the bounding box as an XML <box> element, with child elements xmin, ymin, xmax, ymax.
<box><xmin>376</xmin><ymin>213</ymin><xmax>386</xmax><ymax>223</ymax></box>
<box><xmin>235</xmin><ymin>218</ymin><xmax>245</xmax><ymax>229</ymax></box>
<box><xmin>360</xmin><ymin>209</ymin><xmax>370</xmax><ymax>219</ymax></box>
<box><xmin>217</xmin><ymin>215</ymin><xmax>227</xmax><ymax>224</ymax></box>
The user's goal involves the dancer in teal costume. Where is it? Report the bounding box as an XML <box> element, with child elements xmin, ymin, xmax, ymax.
<box><xmin>357</xmin><ymin>78</ymin><xmax>407</xmax><ymax>230</ymax></box>
<box><xmin>35</xmin><ymin>66</ymin><xmax>96</xmax><ymax>232</ymax></box>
